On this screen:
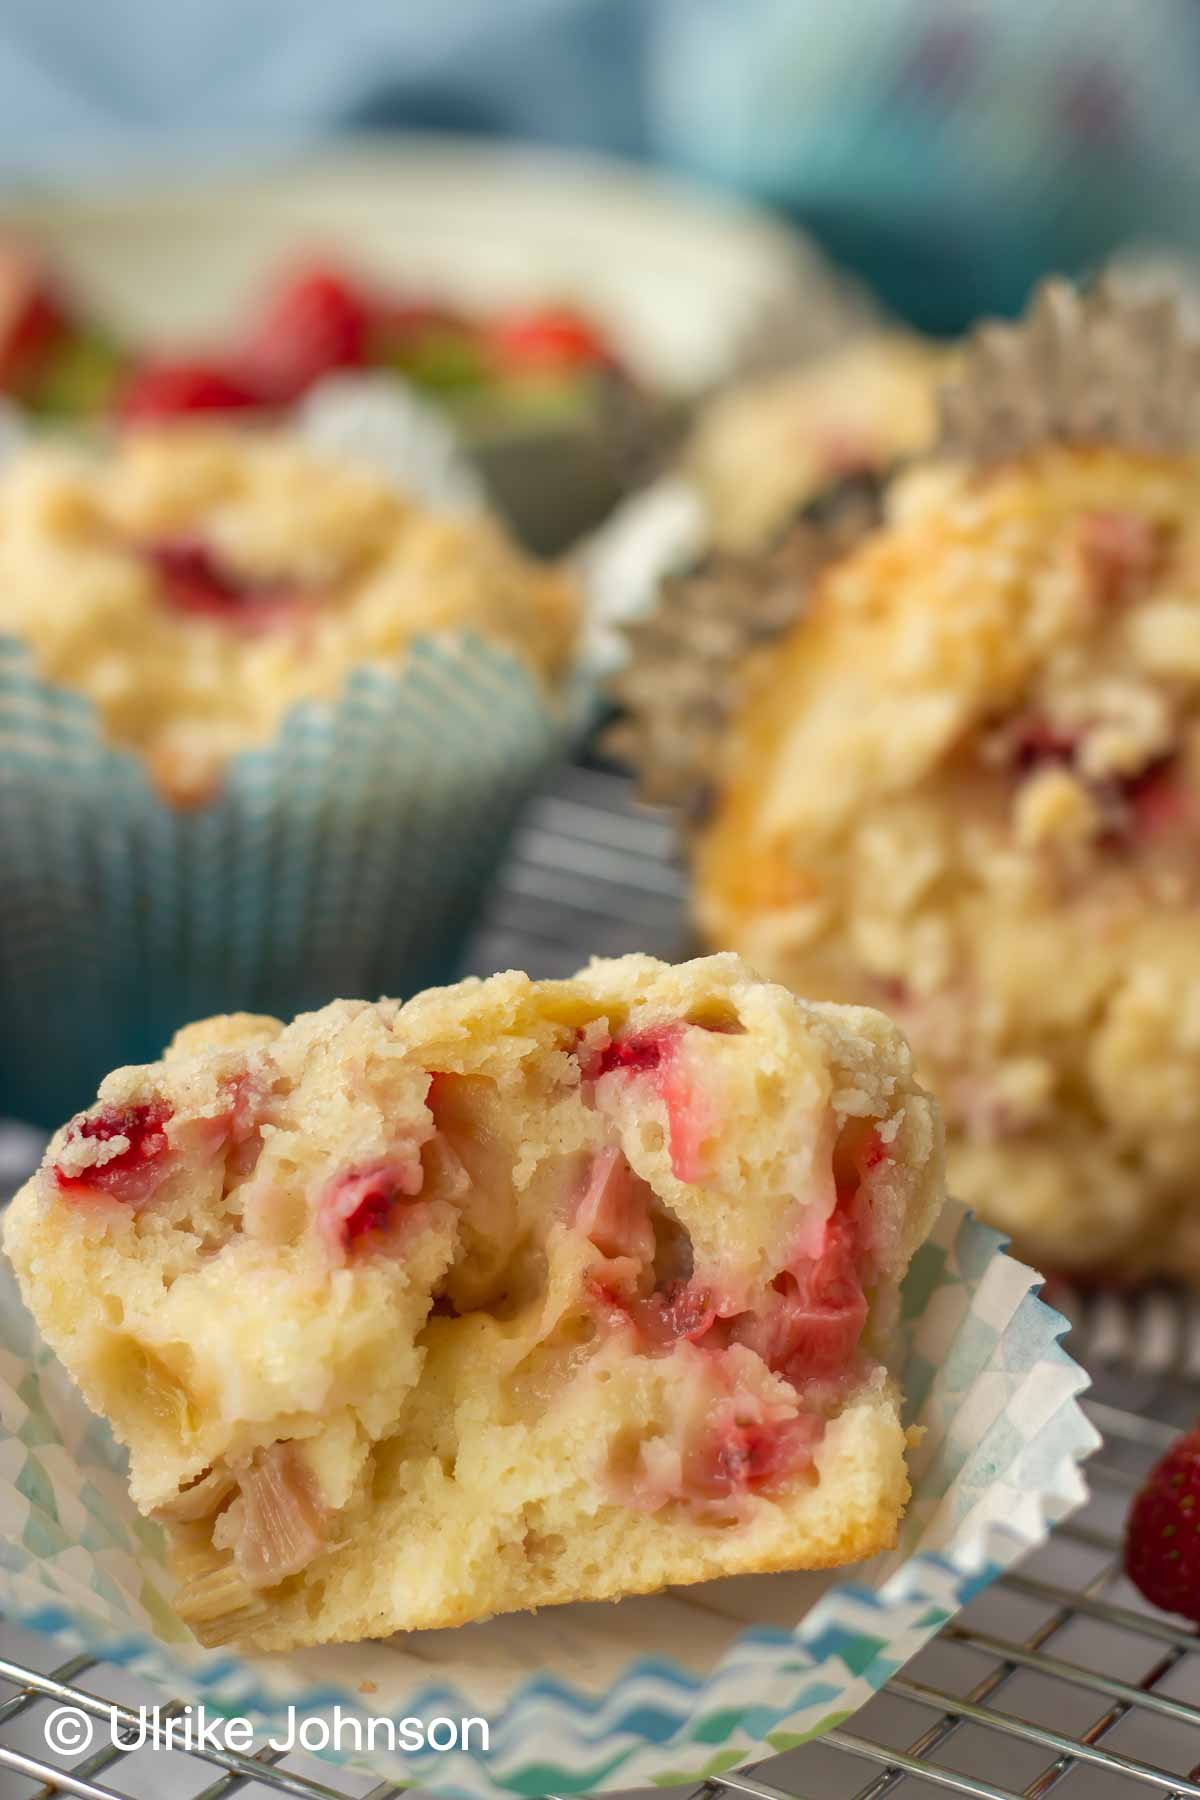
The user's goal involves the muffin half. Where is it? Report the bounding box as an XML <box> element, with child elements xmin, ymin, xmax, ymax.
<box><xmin>5</xmin><ymin>953</ymin><xmax>942</xmax><ymax>1650</ymax></box>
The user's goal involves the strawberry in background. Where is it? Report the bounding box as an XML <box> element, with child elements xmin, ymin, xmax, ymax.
<box><xmin>1124</xmin><ymin>1424</ymin><xmax>1200</xmax><ymax>1624</ymax></box>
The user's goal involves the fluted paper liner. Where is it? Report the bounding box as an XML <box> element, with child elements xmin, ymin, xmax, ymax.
<box><xmin>938</xmin><ymin>275</ymin><xmax>1200</xmax><ymax>463</ymax></box>
<box><xmin>607</xmin><ymin>474</ymin><xmax>884</xmax><ymax>812</ymax></box>
<box><xmin>0</xmin><ymin>1203</ymin><xmax>1095</xmax><ymax>1797</ymax></box>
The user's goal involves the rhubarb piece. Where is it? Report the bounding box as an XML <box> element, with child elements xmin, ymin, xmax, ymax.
<box><xmin>5</xmin><ymin>952</ymin><xmax>942</xmax><ymax>1651</ymax></box>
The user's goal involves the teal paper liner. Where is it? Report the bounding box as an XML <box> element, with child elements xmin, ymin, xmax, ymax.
<box><xmin>0</xmin><ymin>630</ymin><xmax>576</xmax><ymax>1126</ymax></box>
<box><xmin>0</xmin><ymin>1204</ymin><xmax>1097</xmax><ymax>1798</ymax></box>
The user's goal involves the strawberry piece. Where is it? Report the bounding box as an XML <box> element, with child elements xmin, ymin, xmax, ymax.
<box><xmin>117</xmin><ymin>359</ymin><xmax>262</xmax><ymax>420</ymax></box>
<box><xmin>320</xmin><ymin>1160</ymin><xmax>425</xmax><ymax>1257</ymax></box>
<box><xmin>0</xmin><ymin>244</ymin><xmax>70</xmax><ymax>397</ymax></box>
<box><xmin>144</xmin><ymin>537</ymin><xmax>298</xmax><ymax>628</ymax></box>
<box><xmin>241</xmin><ymin>265</ymin><xmax>373</xmax><ymax>403</ymax></box>
<box><xmin>1010</xmin><ymin>718</ymin><xmax>1078</xmax><ymax>777</ymax></box>
<box><xmin>1124</xmin><ymin>1425</ymin><xmax>1200</xmax><ymax>1623</ymax></box>
<box><xmin>735</xmin><ymin>1192</ymin><xmax>869</xmax><ymax>1386</ymax></box>
<box><xmin>686</xmin><ymin>1408</ymin><xmax>822</xmax><ymax>1501</ymax></box>
<box><xmin>54</xmin><ymin>1102</ymin><xmax>173</xmax><ymax>1205</ymax></box>
<box><xmin>1078</xmin><ymin>510</ymin><xmax>1163</xmax><ymax>608</ymax></box>
<box><xmin>591</xmin><ymin>1023</ymin><xmax>720</xmax><ymax>1184</ymax></box>
<box><xmin>486</xmin><ymin>305</ymin><xmax>616</xmax><ymax>374</ymax></box>
<box><xmin>1121</xmin><ymin>756</ymin><xmax>1189</xmax><ymax>840</ymax></box>
<box><xmin>593</xmin><ymin>1026</ymin><xmax>681</xmax><ymax>1080</ymax></box>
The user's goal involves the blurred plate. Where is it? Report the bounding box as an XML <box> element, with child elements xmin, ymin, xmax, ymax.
<box><xmin>0</xmin><ymin>137</ymin><xmax>848</xmax><ymax>548</ymax></box>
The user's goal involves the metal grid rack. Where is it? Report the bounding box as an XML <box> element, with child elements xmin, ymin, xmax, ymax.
<box><xmin>1</xmin><ymin>765</ymin><xmax>1198</xmax><ymax>1800</ymax></box>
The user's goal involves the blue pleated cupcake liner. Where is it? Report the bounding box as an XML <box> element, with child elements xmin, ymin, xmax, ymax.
<box><xmin>0</xmin><ymin>1203</ymin><xmax>1096</xmax><ymax>1797</ymax></box>
<box><xmin>0</xmin><ymin>630</ymin><xmax>578</xmax><ymax>1126</ymax></box>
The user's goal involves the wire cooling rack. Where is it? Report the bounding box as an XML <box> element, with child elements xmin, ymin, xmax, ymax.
<box><xmin>1</xmin><ymin>764</ymin><xmax>1198</xmax><ymax>1800</ymax></box>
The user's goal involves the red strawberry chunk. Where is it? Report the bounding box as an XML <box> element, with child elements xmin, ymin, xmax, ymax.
<box><xmin>1009</xmin><ymin>717</ymin><xmax>1079</xmax><ymax>777</ymax></box>
<box><xmin>1079</xmin><ymin>510</ymin><xmax>1163</xmax><ymax>608</ymax></box>
<box><xmin>144</xmin><ymin>537</ymin><xmax>300</xmax><ymax>628</ymax></box>
<box><xmin>1124</xmin><ymin>1424</ymin><xmax>1200</xmax><ymax>1624</ymax></box>
<box><xmin>320</xmin><ymin>1159</ymin><xmax>425</xmax><ymax>1257</ymax></box>
<box><xmin>1121</xmin><ymin>756</ymin><xmax>1190</xmax><ymax>840</ymax></box>
<box><xmin>118</xmin><ymin>359</ymin><xmax>262</xmax><ymax>420</ymax></box>
<box><xmin>54</xmin><ymin>1101</ymin><xmax>174</xmax><ymax>1205</ymax></box>
<box><xmin>592</xmin><ymin>1025</ymin><xmax>682</xmax><ymax>1079</ymax></box>
<box><xmin>0</xmin><ymin>245</ymin><xmax>68</xmax><ymax>396</ymax></box>
<box><xmin>242</xmin><ymin>265</ymin><xmax>374</xmax><ymax>403</ymax></box>
<box><xmin>591</xmin><ymin>1023</ymin><xmax>721</xmax><ymax>1184</ymax></box>
<box><xmin>487</xmin><ymin>306</ymin><xmax>616</xmax><ymax>374</ymax></box>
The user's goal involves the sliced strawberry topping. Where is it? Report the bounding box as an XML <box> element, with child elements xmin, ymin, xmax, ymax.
<box><xmin>1078</xmin><ymin>510</ymin><xmax>1164</xmax><ymax>608</ymax></box>
<box><xmin>144</xmin><ymin>537</ymin><xmax>300</xmax><ymax>628</ymax></box>
<box><xmin>685</xmin><ymin>1408</ymin><xmax>822</xmax><ymax>1502</ymax></box>
<box><xmin>54</xmin><ymin>1101</ymin><xmax>174</xmax><ymax>1205</ymax></box>
<box><xmin>319</xmin><ymin>1160</ymin><xmax>425</xmax><ymax>1257</ymax></box>
<box><xmin>241</xmin><ymin>265</ymin><xmax>373</xmax><ymax>404</ymax></box>
<box><xmin>117</xmin><ymin>359</ymin><xmax>262</xmax><ymax>420</ymax></box>
<box><xmin>486</xmin><ymin>306</ymin><xmax>617</xmax><ymax>375</ymax></box>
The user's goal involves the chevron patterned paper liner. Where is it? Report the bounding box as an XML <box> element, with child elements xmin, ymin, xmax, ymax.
<box><xmin>0</xmin><ymin>1202</ymin><xmax>1096</xmax><ymax>1797</ymax></box>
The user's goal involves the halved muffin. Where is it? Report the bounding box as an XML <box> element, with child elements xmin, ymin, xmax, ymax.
<box><xmin>4</xmin><ymin>953</ymin><xmax>942</xmax><ymax>1650</ymax></box>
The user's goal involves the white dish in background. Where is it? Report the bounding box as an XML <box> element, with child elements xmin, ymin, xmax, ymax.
<box><xmin>0</xmin><ymin>134</ymin><xmax>842</xmax><ymax>396</ymax></box>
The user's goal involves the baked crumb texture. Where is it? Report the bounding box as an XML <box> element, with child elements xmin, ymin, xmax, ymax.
<box><xmin>684</xmin><ymin>333</ymin><xmax>947</xmax><ymax>552</ymax></box>
<box><xmin>697</xmin><ymin>443</ymin><xmax>1200</xmax><ymax>1281</ymax></box>
<box><xmin>5</xmin><ymin>953</ymin><xmax>941</xmax><ymax>1651</ymax></box>
<box><xmin>0</xmin><ymin>427</ymin><xmax>575</xmax><ymax>803</ymax></box>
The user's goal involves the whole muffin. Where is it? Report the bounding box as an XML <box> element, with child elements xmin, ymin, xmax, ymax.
<box><xmin>683</xmin><ymin>333</ymin><xmax>947</xmax><ymax>551</ymax></box>
<box><xmin>618</xmin><ymin>280</ymin><xmax>1200</xmax><ymax>1284</ymax></box>
<box><xmin>0</xmin><ymin>427</ymin><xmax>573</xmax><ymax>804</ymax></box>
<box><xmin>0</xmin><ymin>424</ymin><xmax>579</xmax><ymax>1125</ymax></box>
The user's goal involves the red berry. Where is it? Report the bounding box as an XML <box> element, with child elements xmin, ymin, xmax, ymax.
<box><xmin>593</xmin><ymin>1025</ymin><xmax>681</xmax><ymax>1079</ymax></box>
<box><xmin>1125</xmin><ymin>1426</ymin><xmax>1200</xmax><ymax>1623</ymax></box>
<box><xmin>686</xmin><ymin>1410</ymin><xmax>821</xmax><ymax>1501</ymax></box>
<box><xmin>54</xmin><ymin>1102</ymin><xmax>173</xmax><ymax>1205</ymax></box>
<box><xmin>1010</xmin><ymin>717</ymin><xmax>1079</xmax><ymax>777</ymax></box>
<box><xmin>242</xmin><ymin>265</ymin><xmax>373</xmax><ymax>402</ymax></box>
<box><xmin>118</xmin><ymin>359</ymin><xmax>261</xmax><ymax>420</ymax></box>
<box><xmin>320</xmin><ymin>1160</ymin><xmax>425</xmax><ymax>1257</ymax></box>
<box><xmin>486</xmin><ymin>305</ymin><xmax>615</xmax><ymax>374</ymax></box>
<box><xmin>734</xmin><ymin>1196</ymin><xmax>868</xmax><ymax>1386</ymax></box>
<box><xmin>143</xmin><ymin>536</ymin><xmax>297</xmax><ymax>628</ymax></box>
<box><xmin>0</xmin><ymin>244</ymin><xmax>69</xmax><ymax>396</ymax></box>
